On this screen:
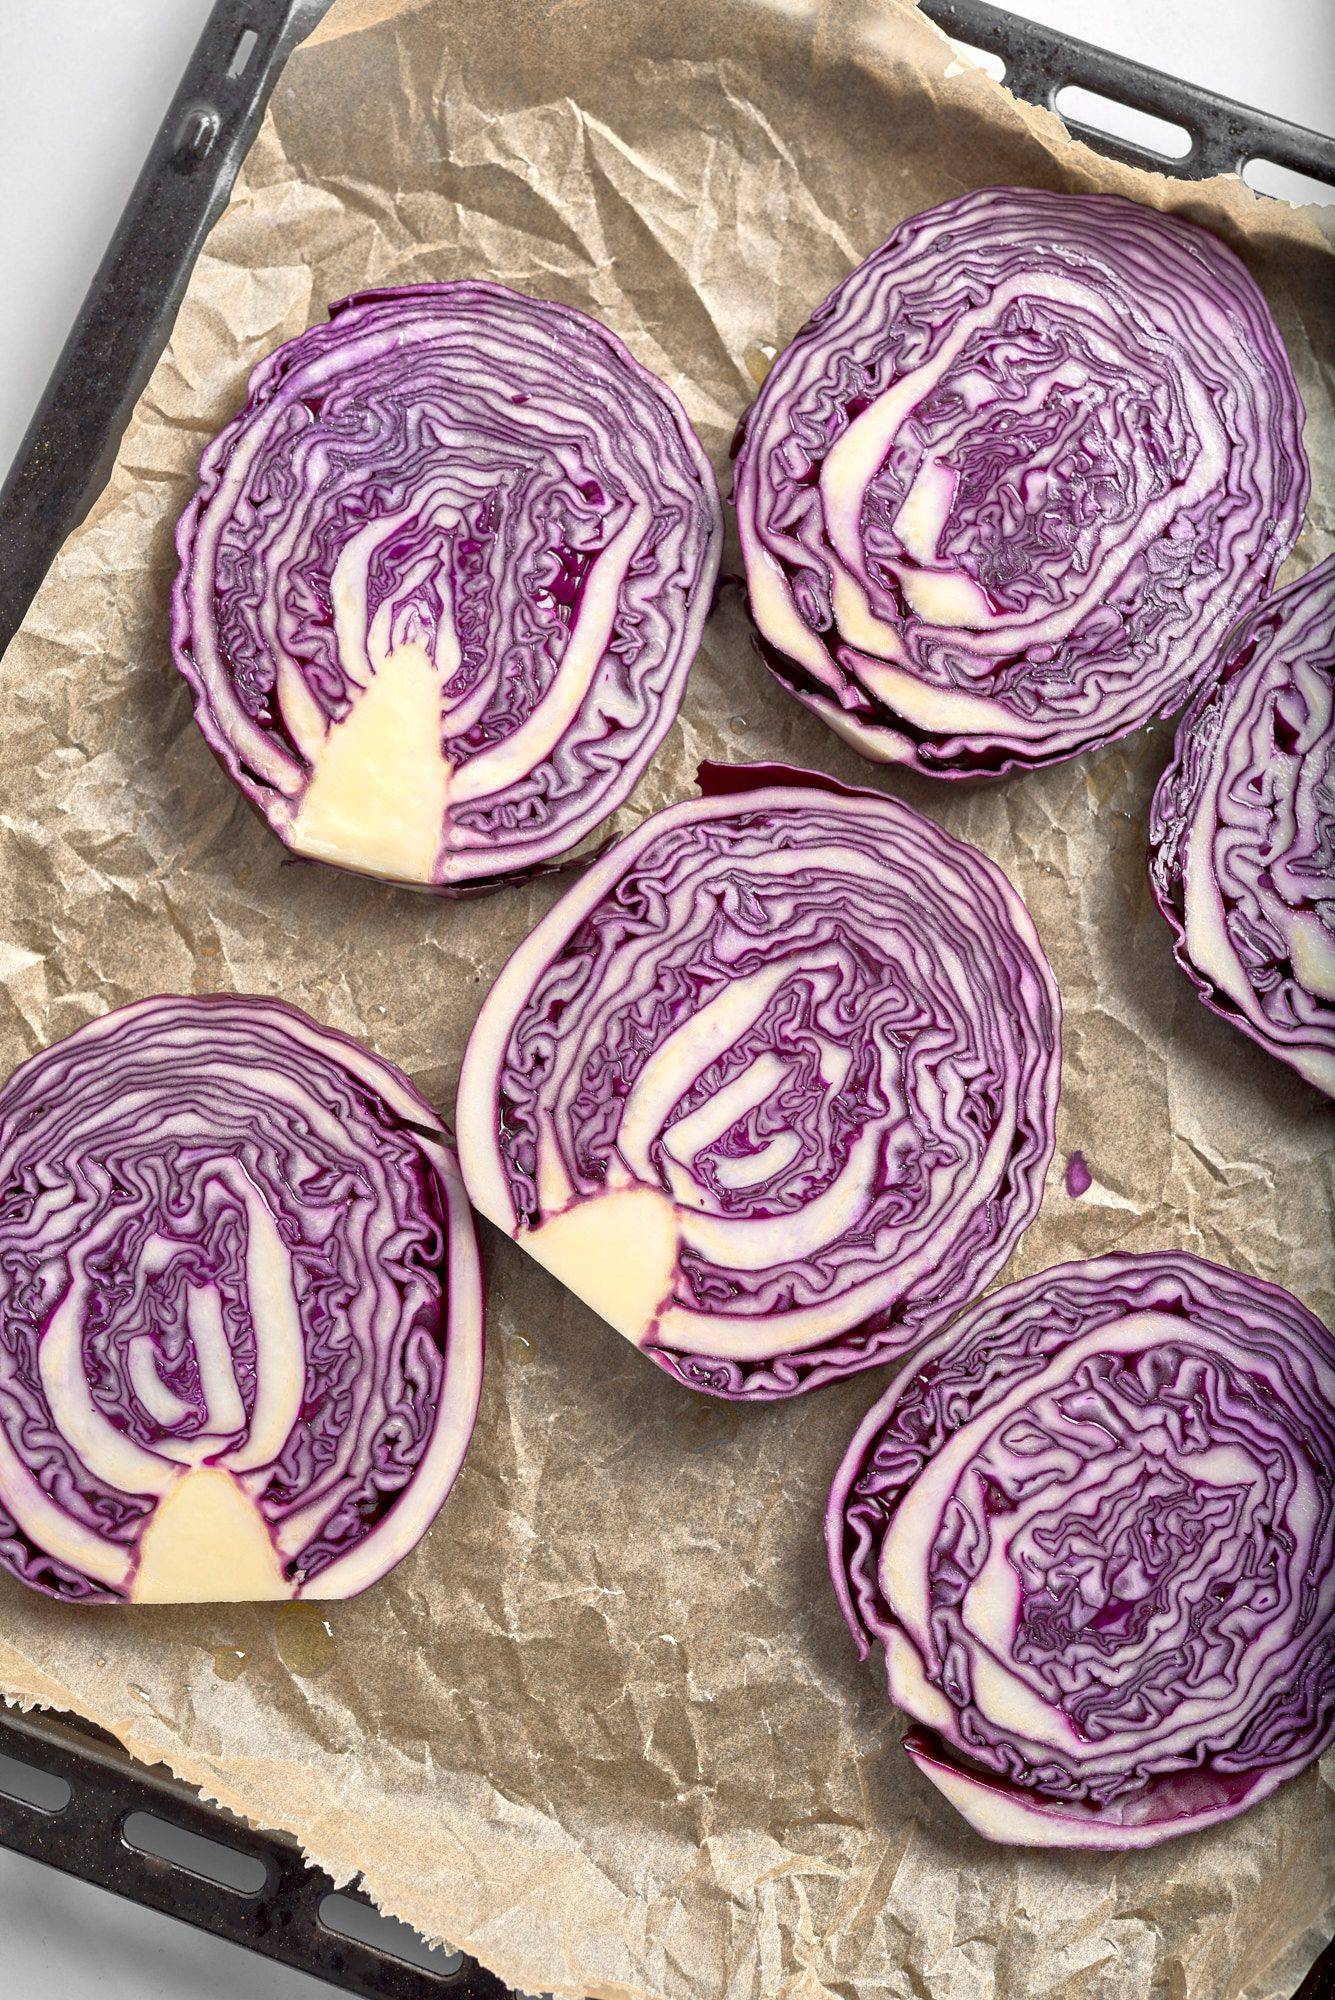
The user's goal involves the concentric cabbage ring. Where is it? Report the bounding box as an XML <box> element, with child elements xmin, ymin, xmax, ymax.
<box><xmin>1151</xmin><ymin>555</ymin><xmax>1334</xmax><ymax>1096</ymax></box>
<box><xmin>458</xmin><ymin>762</ymin><xmax>1059</xmax><ymax>1399</ymax></box>
<box><xmin>0</xmin><ymin>995</ymin><xmax>483</xmax><ymax>1603</ymax></box>
<box><xmin>828</xmin><ymin>1251</ymin><xmax>1335</xmax><ymax>1847</ymax></box>
<box><xmin>173</xmin><ymin>283</ymin><xmax>722</xmax><ymax>890</ymax></box>
<box><xmin>735</xmin><ymin>188</ymin><xmax>1307</xmax><ymax>778</ymax></box>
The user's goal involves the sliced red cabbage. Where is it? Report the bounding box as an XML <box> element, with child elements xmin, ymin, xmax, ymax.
<box><xmin>172</xmin><ymin>283</ymin><xmax>722</xmax><ymax>891</ymax></box>
<box><xmin>1150</xmin><ymin>555</ymin><xmax>1333</xmax><ymax>1096</ymax></box>
<box><xmin>828</xmin><ymin>1251</ymin><xmax>1335</xmax><ymax>1848</ymax></box>
<box><xmin>734</xmin><ymin>188</ymin><xmax>1307</xmax><ymax>778</ymax></box>
<box><xmin>0</xmin><ymin>995</ymin><xmax>483</xmax><ymax>1603</ymax></box>
<box><xmin>457</xmin><ymin>762</ymin><xmax>1059</xmax><ymax>1399</ymax></box>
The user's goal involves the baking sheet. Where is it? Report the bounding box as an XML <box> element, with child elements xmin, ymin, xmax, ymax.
<box><xmin>1</xmin><ymin>2</ymin><xmax>1332</xmax><ymax>1994</ymax></box>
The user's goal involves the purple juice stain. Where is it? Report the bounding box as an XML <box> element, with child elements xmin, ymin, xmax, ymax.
<box><xmin>1065</xmin><ymin>1151</ymin><xmax>1093</xmax><ymax>1198</ymax></box>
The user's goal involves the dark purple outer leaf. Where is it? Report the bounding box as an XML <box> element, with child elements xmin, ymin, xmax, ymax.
<box><xmin>1150</xmin><ymin>555</ymin><xmax>1334</xmax><ymax>1096</ymax></box>
<box><xmin>827</xmin><ymin>1251</ymin><xmax>1335</xmax><ymax>1848</ymax></box>
<box><xmin>735</xmin><ymin>188</ymin><xmax>1308</xmax><ymax>778</ymax></box>
<box><xmin>172</xmin><ymin>283</ymin><xmax>722</xmax><ymax>892</ymax></box>
<box><xmin>0</xmin><ymin>996</ymin><xmax>483</xmax><ymax>1603</ymax></box>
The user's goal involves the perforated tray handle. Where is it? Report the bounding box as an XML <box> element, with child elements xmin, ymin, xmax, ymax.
<box><xmin>0</xmin><ymin>1707</ymin><xmax>511</xmax><ymax>2000</ymax></box>
<box><xmin>922</xmin><ymin>0</ymin><xmax>1335</xmax><ymax>181</ymax></box>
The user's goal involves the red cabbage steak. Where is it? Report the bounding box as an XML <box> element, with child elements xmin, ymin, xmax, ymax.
<box><xmin>828</xmin><ymin>1251</ymin><xmax>1335</xmax><ymax>1848</ymax></box>
<box><xmin>0</xmin><ymin>996</ymin><xmax>483</xmax><ymax>1603</ymax></box>
<box><xmin>1151</xmin><ymin>555</ymin><xmax>1333</xmax><ymax>1096</ymax></box>
<box><xmin>457</xmin><ymin>762</ymin><xmax>1059</xmax><ymax>1399</ymax></box>
<box><xmin>734</xmin><ymin>188</ymin><xmax>1307</xmax><ymax>778</ymax></box>
<box><xmin>173</xmin><ymin>284</ymin><xmax>722</xmax><ymax>891</ymax></box>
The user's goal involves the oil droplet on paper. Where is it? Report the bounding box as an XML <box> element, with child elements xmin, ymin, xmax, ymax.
<box><xmin>1065</xmin><ymin>1151</ymin><xmax>1093</xmax><ymax>1197</ymax></box>
<box><xmin>683</xmin><ymin>1396</ymin><xmax>740</xmax><ymax>1452</ymax></box>
<box><xmin>212</xmin><ymin>1646</ymin><xmax>250</xmax><ymax>1683</ymax></box>
<box><xmin>274</xmin><ymin>1603</ymin><xmax>336</xmax><ymax>1679</ymax></box>
<box><xmin>1084</xmin><ymin>743</ymin><xmax>1135</xmax><ymax>813</ymax></box>
<box><xmin>743</xmin><ymin>341</ymin><xmax>777</xmax><ymax>385</ymax></box>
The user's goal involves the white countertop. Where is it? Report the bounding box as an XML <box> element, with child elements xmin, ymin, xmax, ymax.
<box><xmin>0</xmin><ymin>2</ymin><xmax>1330</xmax><ymax>1995</ymax></box>
<box><xmin>2</xmin><ymin>0</ymin><xmax>1332</xmax><ymax>490</ymax></box>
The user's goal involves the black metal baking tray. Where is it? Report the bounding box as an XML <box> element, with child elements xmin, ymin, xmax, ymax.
<box><xmin>0</xmin><ymin>2</ymin><xmax>1332</xmax><ymax>1994</ymax></box>
<box><xmin>0</xmin><ymin>1704</ymin><xmax>509</xmax><ymax>1999</ymax></box>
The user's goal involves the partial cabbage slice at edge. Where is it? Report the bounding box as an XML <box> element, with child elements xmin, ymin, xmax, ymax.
<box><xmin>1150</xmin><ymin>554</ymin><xmax>1334</xmax><ymax>1097</ymax></box>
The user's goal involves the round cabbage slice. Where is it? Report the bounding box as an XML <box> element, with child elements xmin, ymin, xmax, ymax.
<box><xmin>457</xmin><ymin>762</ymin><xmax>1060</xmax><ymax>1399</ymax></box>
<box><xmin>734</xmin><ymin>188</ymin><xmax>1307</xmax><ymax>778</ymax></box>
<box><xmin>828</xmin><ymin>1251</ymin><xmax>1335</xmax><ymax>1849</ymax></box>
<box><xmin>1150</xmin><ymin>555</ymin><xmax>1334</xmax><ymax>1096</ymax></box>
<box><xmin>173</xmin><ymin>283</ymin><xmax>722</xmax><ymax>891</ymax></box>
<box><xmin>0</xmin><ymin>995</ymin><xmax>483</xmax><ymax>1603</ymax></box>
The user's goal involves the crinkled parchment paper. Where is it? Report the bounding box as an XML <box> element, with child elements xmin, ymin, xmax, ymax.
<box><xmin>1</xmin><ymin>2</ymin><xmax>1332</xmax><ymax>1994</ymax></box>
